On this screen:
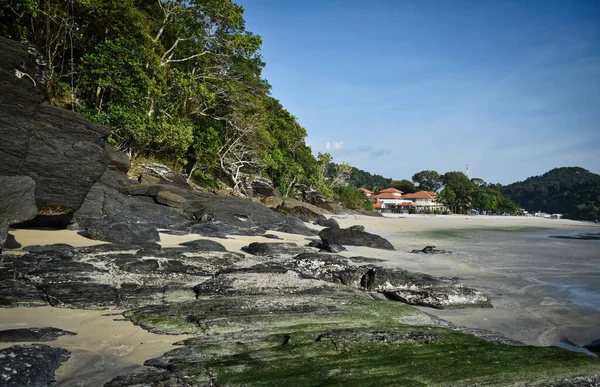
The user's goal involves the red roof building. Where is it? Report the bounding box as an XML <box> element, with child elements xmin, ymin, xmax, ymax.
<box><xmin>378</xmin><ymin>187</ymin><xmax>404</xmax><ymax>194</ymax></box>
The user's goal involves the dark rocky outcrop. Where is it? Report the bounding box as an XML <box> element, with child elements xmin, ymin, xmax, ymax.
<box><xmin>314</xmin><ymin>217</ymin><xmax>340</xmax><ymax>228</ymax></box>
<box><xmin>136</xmin><ymin>163</ymin><xmax>192</xmax><ymax>191</ymax></box>
<box><xmin>0</xmin><ymin>327</ymin><xmax>76</xmax><ymax>342</ymax></box>
<box><xmin>0</xmin><ymin>344</ymin><xmax>69</xmax><ymax>387</ymax></box>
<box><xmin>275</xmin><ymin>204</ymin><xmax>326</xmax><ymax>222</ymax></box>
<box><xmin>411</xmin><ymin>246</ymin><xmax>452</xmax><ymax>254</ymax></box>
<box><xmin>290</xmin><ymin>253</ymin><xmax>491</xmax><ymax>309</ymax></box>
<box><xmin>0</xmin><ymin>38</ymin><xmax>111</xmax><ymax>213</ymax></box>
<box><xmin>0</xmin><ymin>244</ymin><xmax>245</xmax><ymax>308</ymax></box>
<box><xmin>319</xmin><ymin>226</ymin><xmax>395</xmax><ymax>250</ymax></box>
<box><xmin>242</xmin><ymin>242</ymin><xmax>316</xmax><ymax>258</ymax></box>
<box><xmin>244</xmin><ymin>176</ymin><xmax>280</xmax><ymax>198</ymax></box>
<box><xmin>0</xmin><ymin>176</ymin><xmax>38</xmax><ymax>249</ymax></box>
<box><xmin>180</xmin><ymin>239</ymin><xmax>228</xmax><ymax>252</ymax></box>
<box><xmin>69</xmin><ymin>166</ymin><xmax>318</xmax><ymax>245</ymax></box>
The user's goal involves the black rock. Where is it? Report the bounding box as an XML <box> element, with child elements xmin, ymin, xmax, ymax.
<box><xmin>80</xmin><ymin>219</ymin><xmax>161</xmax><ymax>246</ymax></box>
<box><xmin>180</xmin><ymin>239</ymin><xmax>228</xmax><ymax>252</ymax></box>
<box><xmin>263</xmin><ymin>234</ymin><xmax>282</xmax><ymax>240</ymax></box>
<box><xmin>270</xmin><ymin>220</ymin><xmax>319</xmax><ymax>236</ymax></box>
<box><xmin>411</xmin><ymin>246</ymin><xmax>452</xmax><ymax>254</ymax></box>
<box><xmin>71</xmin><ymin>170</ymin><xmax>190</xmax><ymax>245</ymax></box>
<box><xmin>314</xmin><ymin>217</ymin><xmax>340</xmax><ymax>228</ymax></box>
<box><xmin>584</xmin><ymin>338</ymin><xmax>600</xmax><ymax>353</ymax></box>
<box><xmin>290</xmin><ymin>253</ymin><xmax>491</xmax><ymax>309</ymax></box>
<box><xmin>384</xmin><ymin>287</ymin><xmax>492</xmax><ymax>309</ymax></box>
<box><xmin>291</xmin><ymin>253</ymin><xmax>366</xmax><ymax>287</ymax></box>
<box><xmin>306</xmin><ymin>239</ymin><xmax>323</xmax><ymax>248</ymax></box>
<box><xmin>347</xmin><ymin>225</ymin><xmax>365</xmax><ymax>232</ymax></box>
<box><xmin>0</xmin><ymin>327</ymin><xmax>76</xmax><ymax>342</ymax></box>
<box><xmin>3</xmin><ymin>233</ymin><xmax>21</xmax><ymax>249</ymax></box>
<box><xmin>0</xmin><ymin>344</ymin><xmax>69</xmax><ymax>387</ymax></box>
<box><xmin>0</xmin><ymin>176</ymin><xmax>38</xmax><ymax>249</ymax></box>
<box><xmin>275</xmin><ymin>205</ymin><xmax>326</xmax><ymax>222</ymax></box>
<box><xmin>0</xmin><ymin>243</ymin><xmax>248</xmax><ymax>308</ymax></box>
<box><xmin>0</xmin><ymin>36</ymin><xmax>111</xmax><ymax>214</ymax></box>
<box><xmin>23</xmin><ymin>244</ymin><xmax>74</xmax><ymax>253</ymax></box>
<box><xmin>321</xmin><ymin>243</ymin><xmax>347</xmax><ymax>253</ymax></box>
<box><xmin>319</xmin><ymin>227</ymin><xmax>395</xmax><ymax>250</ymax></box>
<box><xmin>245</xmin><ymin>176</ymin><xmax>280</xmax><ymax>198</ymax></box>
<box><xmin>242</xmin><ymin>242</ymin><xmax>315</xmax><ymax>258</ymax></box>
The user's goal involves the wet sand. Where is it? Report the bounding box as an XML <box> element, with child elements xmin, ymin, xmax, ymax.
<box><xmin>2</xmin><ymin>214</ymin><xmax>599</xmax><ymax>384</ymax></box>
<box><xmin>0</xmin><ymin>307</ymin><xmax>191</xmax><ymax>386</ymax></box>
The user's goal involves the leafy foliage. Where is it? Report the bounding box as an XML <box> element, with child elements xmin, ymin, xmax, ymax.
<box><xmin>390</xmin><ymin>179</ymin><xmax>418</xmax><ymax>194</ymax></box>
<box><xmin>501</xmin><ymin>167</ymin><xmax>600</xmax><ymax>220</ymax></box>
<box><xmin>434</xmin><ymin>171</ymin><xmax>518</xmax><ymax>214</ymax></box>
<box><xmin>348</xmin><ymin>167</ymin><xmax>392</xmax><ymax>192</ymax></box>
<box><xmin>412</xmin><ymin>170</ymin><xmax>443</xmax><ymax>192</ymax></box>
<box><xmin>336</xmin><ymin>185</ymin><xmax>373</xmax><ymax>210</ymax></box>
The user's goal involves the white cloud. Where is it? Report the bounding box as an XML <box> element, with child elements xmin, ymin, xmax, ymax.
<box><xmin>325</xmin><ymin>141</ymin><xmax>344</xmax><ymax>150</ymax></box>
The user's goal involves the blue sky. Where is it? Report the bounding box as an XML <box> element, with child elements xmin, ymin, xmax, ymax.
<box><xmin>237</xmin><ymin>0</ymin><xmax>600</xmax><ymax>184</ymax></box>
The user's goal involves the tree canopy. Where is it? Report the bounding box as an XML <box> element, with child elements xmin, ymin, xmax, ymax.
<box><xmin>412</xmin><ymin>170</ymin><xmax>443</xmax><ymax>192</ymax></box>
<box><xmin>431</xmin><ymin>171</ymin><xmax>519</xmax><ymax>214</ymax></box>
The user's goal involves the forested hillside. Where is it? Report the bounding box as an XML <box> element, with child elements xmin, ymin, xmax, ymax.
<box><xmin>347</xmin><ymin>166</ymin><xmax>392</xmax><ymax>192</ymax></box>
<box><xmin>501</xmin><ymin>167</ymin><xmax>600</xmax><ymax>220</ymax></box>
<box><xmin>0</xmin><ymin>0</ymin><xmax>356</xmax><ymax>201</ymax></box>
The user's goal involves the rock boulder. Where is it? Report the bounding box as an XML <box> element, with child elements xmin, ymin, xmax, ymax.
<box><xmin>0</xmin><ymin>176</ymin><xmax>38</xmax><ymax>249</ymax></box>
<box><xmin>319</xmin><ymin>226</ymin><xmax>395</xmax><ymax>250</ymax></box>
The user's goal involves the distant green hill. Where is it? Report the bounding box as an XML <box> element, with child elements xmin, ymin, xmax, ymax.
<box><xmin>501</xmin><ymin>167</ymin><xmax>600</xmax><ymax>220</ymax></box>
<box><xmin>348</xmin><ymin>166</ymin><xmax>392</xmax><ymax>191</ymax></box>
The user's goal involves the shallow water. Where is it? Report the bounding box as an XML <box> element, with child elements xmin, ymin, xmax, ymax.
<box><xmin>391</xmin><ymin>224</ymin><xmax>600</xmax><ymax>346</ymax></box>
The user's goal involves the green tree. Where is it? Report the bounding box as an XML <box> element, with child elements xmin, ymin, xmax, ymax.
<box><xmin>336</xmin><ymin>185</ymin><xmax>372</xmax><ymax>210</ymax></box>
<box><xmin>442</xmin><ymin>171</ymin><xmax>473</xmax><ymax>214</ymax></box>
<box><xmin>412</xmin><ymin>170</ymin><xmax>443</xmax><ymax>192</ymax></box>
<box><xmin>391</xmin><ymin>179</ymin><xmax>418</xmax><ymax>193</ymax></box>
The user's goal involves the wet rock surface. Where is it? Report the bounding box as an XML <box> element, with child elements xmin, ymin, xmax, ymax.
<box><xmin>0</xmin><ymin>327</ymin><xmax>76</xmax><ymax>343</ymax></box>
<box><xmin>70</xmin><ymin>169</ymin><xmax>318</xmax><ymax>245</ymax></box>
<box><xmin>275</xmin><ymin>204</ymin><xmax>326</xmax><ymax>222</ymax></box>
<box><xmin>108</xmin><ymin>259</ymin><xmax>596</xmax><ymax>387</ymax></box>
<box><xmin>242</xmin><ymin>241</ymin><xmax>317</xmax><ymax>258</ymax></box>
<box><xmin>290</xmin><ymin>253</ymin><xmax>491</xmax><ymax>309</ymax></box>
<box><xmin>411</xmin><ymin>245</ymin><xmax>453</xmax><ymax>254</ymax></box>
<box><xmin>0</xmin><ymin>176</ymin><xmax>38</xmax><ymax>249</ymax></box>
<box><xmin>319</xmin><ymin>226</ymin><xmax>395</xmax><ymax>250</ymax></box>
<box><xmin>0</xmin><ymin>243</ymin><xmax>245</xmax><ymax>308</ymax></box>
<box><xmin>314</xmin><ymin>217</ymin><xmax>340</xmax><ymax>228</ymax></box>
<box><xmin>0</xmin><ymin>344</ymin><xmax>70</xmax><ymax>387</ymax></box>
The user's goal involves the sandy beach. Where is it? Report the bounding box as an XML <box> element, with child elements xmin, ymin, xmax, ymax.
<box><xmin>2</xmin><ymin>214</ymin><xmax>599</xmax><ymax>384</ymax></box>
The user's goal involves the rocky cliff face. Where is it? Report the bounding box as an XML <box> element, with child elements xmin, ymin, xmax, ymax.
<box><xmin>0</xmin><ymin>36</ymin><xmax>112</xmax><ymax>214</ymax></box>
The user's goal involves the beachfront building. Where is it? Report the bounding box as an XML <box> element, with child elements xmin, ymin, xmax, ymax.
<box><xmin>370</xmin><ymin>188</ymin><xmax>411</xmax><ymax>211</ymax></box>
<box><xmin>400</xmin><ymin>191</ymin><xmax>444</xmax><ymax>212</ymax></box>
